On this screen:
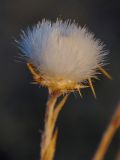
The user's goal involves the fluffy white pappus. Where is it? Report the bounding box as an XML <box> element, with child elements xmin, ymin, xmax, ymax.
<box><xmin>18</xmin><ymin>19</ymin><xmax>107</xmax><ymax>83</ymax></box>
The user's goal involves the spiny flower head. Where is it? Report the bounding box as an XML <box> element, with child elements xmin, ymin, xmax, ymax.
<box><xmin>18</xmin><ymin>19</ymin><xmax>111</xmax><ymax>96</ymax></box>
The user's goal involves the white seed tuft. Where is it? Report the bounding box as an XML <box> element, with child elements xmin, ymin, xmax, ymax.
<box><xmin>18</xmin><ymin>19</ymin><xmax>107</xmax><ymax>83</ymax></box>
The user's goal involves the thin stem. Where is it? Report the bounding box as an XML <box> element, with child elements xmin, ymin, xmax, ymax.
<box><xmin>93</xmin><ymin>103</ymin><xmax>120</xmax><ymax>160</ymax></box>
<box><xmin>115</xmin><ymin>149</ymin><xmax>120</xmax><ymax>160</ymax></box>
<box><xmin>40</xmin><ymin>93</ymin><xmax>68</xmax><ymax>160</ymax></box>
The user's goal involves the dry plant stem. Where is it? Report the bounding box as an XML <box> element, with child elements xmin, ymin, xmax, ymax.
<box><xmin>93</xmin><ymin>103</ymin><xmax>120</xmax><ymax>160</ymax></box>
<box><xmin>41</xmin><ymin>93</ymin><xmax>68</xmax><ymax>160</ymax></box>
<box><xmin>115</xmin><ymin>149</ymin><xmax>120</xmax><ymax>160</ymax></box>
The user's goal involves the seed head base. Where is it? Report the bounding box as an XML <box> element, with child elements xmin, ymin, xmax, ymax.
<box><xmin>27</xmin><ymin>63</ymin><xmax>111</xmax><ymax>97</ymax></box>
<box><xmin>27</xmin><ymin>63</ymin><xmax>88</xmax><ymax>95</ymax></box>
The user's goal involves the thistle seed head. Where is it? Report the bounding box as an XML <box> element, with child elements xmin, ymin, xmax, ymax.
<box><xmin>18</xmin><ymin>19</ymin><xmax>108</xmax><ymax>94</ymax></box>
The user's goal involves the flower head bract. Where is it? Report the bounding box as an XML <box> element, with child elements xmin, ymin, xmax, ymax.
<box><xmin>18</xmin><ymin>19</ymin><xmax>111</xmax><ymax>96</ymax></box>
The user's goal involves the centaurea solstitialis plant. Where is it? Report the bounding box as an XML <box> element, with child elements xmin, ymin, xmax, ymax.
<box><xmin>18</xmin><ymin>19</ymin><xmax>111</xmax><ymax>160</ymax></box>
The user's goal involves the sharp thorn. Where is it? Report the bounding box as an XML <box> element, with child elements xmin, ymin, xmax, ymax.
<box><xmin>88</xmin><ymin>78</ymin><xmax>96</xmax><ymax>98</ymax></box>
<box><xmin>98</xmin><ymin>66</ymin><xmax>112</xmax><ymax>80</ymax></box>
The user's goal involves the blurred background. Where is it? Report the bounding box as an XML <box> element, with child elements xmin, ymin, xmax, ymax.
<box><xmin>0</xmin><ymin>0</ymin><xmax>120</xmax><ymax>159</ymax></box>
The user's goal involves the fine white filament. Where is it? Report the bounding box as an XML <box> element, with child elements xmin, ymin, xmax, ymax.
<box><xmin>19</xmin><ymin>19</ymin><xmax>107</xmax><ymax>83</ymax></box>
